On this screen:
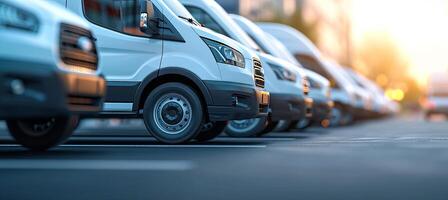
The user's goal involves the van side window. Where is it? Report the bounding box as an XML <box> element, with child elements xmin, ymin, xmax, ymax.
<box><xmin>184</xmin><ymin>6</ymin><xmax>229</xmax><ymax>37</ymax></box>
<box><xmin>83</xmin><ymin>0</ymin><xmax>152</xmax><ymax>37</ymax></box>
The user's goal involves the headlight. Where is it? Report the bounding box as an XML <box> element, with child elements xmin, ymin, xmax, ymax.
<box><xmin>0</xmin><ymin>2</ymin><xmax>39</xmax><ymax>33</ymax></box>
<box><xmin>202</xmin><ymin>38</ymin><xmax>245</xmax><ymax>68</ymax></box>
<box><xmin>268</xmin><ymin>63</ymin><xmax>297</xmax><ymax>82</ymax></box>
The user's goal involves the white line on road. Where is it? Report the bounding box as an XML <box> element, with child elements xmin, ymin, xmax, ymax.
<box><xmin>0</xmin><ymin>144</ymin><xmax>267</xmax><ymax>148</ymax></box>
<box><xmin>70</xmin><ymin>136</ymin><xmax>296</xmax><ymax>142</ymax></box>
<box><xmin>0</xmin><ymin>159</ymin><xmax>194</xmax><ymax>171</ymax></box>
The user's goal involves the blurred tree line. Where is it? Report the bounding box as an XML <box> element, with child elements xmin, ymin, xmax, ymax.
<box><xmin>254</xmin><ymin>2</ymin><xmax>421</xmax><ymax>107</ymax></box>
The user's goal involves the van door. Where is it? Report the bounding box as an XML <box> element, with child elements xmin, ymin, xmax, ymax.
<box><xmin>69</xmin><ymin>0</ymin><xmax>163</xmax><ymax>110</ymax></box>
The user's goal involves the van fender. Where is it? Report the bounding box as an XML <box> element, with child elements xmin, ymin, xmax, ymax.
<box><xmin>132</xmin><ymin>67</ymin><xmax>213</xmax><ymax>111</ymax></box>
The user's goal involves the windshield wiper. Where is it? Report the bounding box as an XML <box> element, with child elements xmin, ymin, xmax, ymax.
<box><xmin>178</xmin><ymin>16</ymin><xmax>201</xmax><ymax>26</ymax></box>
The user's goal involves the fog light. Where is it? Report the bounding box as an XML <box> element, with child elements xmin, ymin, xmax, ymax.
<box><xmin>10</xmin><ymin>79</ymin><xmax>25</xmax><ymax>95</ymax></box>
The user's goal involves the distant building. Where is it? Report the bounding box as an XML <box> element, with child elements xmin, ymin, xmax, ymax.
<box><xmin>216</xmin><ymin>0</ymin><xmax>300</xmax><ymax>20</ymax></box>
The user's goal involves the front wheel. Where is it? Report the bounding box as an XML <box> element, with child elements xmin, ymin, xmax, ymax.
<box><xmin>274</xmin><ymin>120</ymin><xmax>293</xmax><ymax>132</ymax></box>
<box><xmin>195</xmin><ymin>121</ymin><xmax>227</xmax><ymax>142</ymax></box>
<box><xmin>259</xmin><ymin>120</ymin><xmax>279</xmax><ymax>136</ymax></box>
<box><xmin>143</xmin><ymin>83</ymin><xmax>203</xmax><ymax>144</ymax></box>
<box><xmin>225</xmin><ymin>117</ymin><xmax>268</xmax><ymax>137</ymax></box>
<box><xmin>7</xmin><ymin>116</ymin><xmax>79</xmax><ymax>151</ymax></box>
<box><xmin>330</xmin><ymin>105</ymin><xmax>344</xmax><ymax>126</ymax></box>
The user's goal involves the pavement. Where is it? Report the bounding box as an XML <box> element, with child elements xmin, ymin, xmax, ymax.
<box><xmin>1</xmin><ymin>116</ymin><xmax>448</xmax><ymax>200</ymax></box>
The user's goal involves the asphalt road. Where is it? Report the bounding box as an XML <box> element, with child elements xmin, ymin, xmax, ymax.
<box><xmin>1</xmin><ymin>116</ymin><xmax>448</xmax><ymax>200</ymax></box>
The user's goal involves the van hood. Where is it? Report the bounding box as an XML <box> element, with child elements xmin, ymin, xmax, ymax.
<box><xmin>191</xmin><ymin>26</ymin><xmax>256</xmax><ymax>61</ymax></box>
<box><xmin>259</xmin><ymin>53</ymin><xmax>306</xmax><ymax>89</ymax></box>
<box><xmin>10</xmin><ymin>0</ymin><xmax>89</xmax><ymax>29</ymax></box>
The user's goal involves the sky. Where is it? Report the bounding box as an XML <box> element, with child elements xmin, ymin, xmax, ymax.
<box><xmin>350</xmin><ymin>0</ymin><xmax>448</xmax><ymax>86</ymax></box>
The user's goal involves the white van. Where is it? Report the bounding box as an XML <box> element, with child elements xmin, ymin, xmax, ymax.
<box><xmin>0</xmin><ymin>0</ymin><xmax>106</xmax><ymax>150</ymax></box>
<box><xmin>181</xmin><ymin>0</ymin><xmax>311</xmax><ymax>136</ymax></box>
<box><xmin>59</xmin><ymin>0</ymin><xmax>269</xmax><ymax>143</ymax></box>
<box><xmin>344</xmin><ymin>68</ymin><xmax>389</xmax><ymax>117</ymax></box>
<box><xmin>297</xmin><ymin>69</ymin><xmax>333</xmax><ymax>129</ymax></box>
<box><xmin>259</xmin><ymin>23</ymin><xmax>358</xmax><ymax>125</ymax></box>
<box><xmin>334</xmin><ymin>65</ymin><xmax>374</xmax><ymax>119</ymax></box>
<box><xmin>231</xmin><ymin>14</ymin><xmax>322</xmax><ymax>131</ymax></box>
<box><xmin>425</xmin><ymin>73</ymin><xmax>448</xmax><ymax>119</ymax></box>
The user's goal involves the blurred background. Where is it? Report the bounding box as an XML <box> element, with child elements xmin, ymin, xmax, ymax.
<box><xmin>216</xmin><ymin>0</ymin><xmax>448</xmax><ymax>111</ymax></box>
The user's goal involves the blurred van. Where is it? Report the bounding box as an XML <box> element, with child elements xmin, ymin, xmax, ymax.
<box><xmin>425</xmin><ymin>73</ymin><xmax>448</xmax><ymax>119</ymax></box>
<box><xmin>0</xmin><ymin>0</ymin><xmax>106</xmax><ymax>150</ymax></box>
<box><xmin>181</xmin><ymin>0</ymin><xmax>312</xmax><ymax>136</ymax></box>
<box><xmin>297</xmin><ymin>69</ymin><xmax>333</xmax><ymax>129</ymax></box>
<box><xmin>259</xmin><ymin>23</ymin><xmax>357</xmax><ymax>125</ymax></box>
<box><xmin>59</xmin><ymin>0</ymin><xmax>269</xmax><ymax>143</ymax></box>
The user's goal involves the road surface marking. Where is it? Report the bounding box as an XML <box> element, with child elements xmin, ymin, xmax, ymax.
<box><xmin>0</xmin><ymin>144</ymin><xmax>267</xmax><ymax>148</ymax></box>
<box><xmin>0</xmin><ymin>159</ymin><xmax>194</xmax><ymax>171</ymax></box>
<box><xmin>69</xmin><ymin>136</ymin><xmax>296</xmax><ymax>142</ymax></box>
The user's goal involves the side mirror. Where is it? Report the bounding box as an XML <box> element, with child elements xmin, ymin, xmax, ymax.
<box><xmin>139</xmin><ymin>0</ymin><xmax>159</xmax><ymax>35</ymax></box>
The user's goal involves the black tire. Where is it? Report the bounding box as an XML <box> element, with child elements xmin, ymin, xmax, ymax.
<box><xmin>6</xmin><ymin>116</ymin><xmax>78</xmax><ymax>151</ymax></box>
<box><xmin>259</xmin><ymin>120</ymin><xmax>279</xmax><ymax>136</ymax></box>
<box><xmin>296</xmin><ymin>119</ymin><xmax>312</xmax><ymax>130</ymax></box>
<box><xmin>143</xmin><ymin>82</ymin><xmax>203</xmax><ymax>144</ymax></box>
<box><xmin>73</xmin><ymin>119</ymin><xmax>82</xmax><ymax>131</ymax></box>
<box><xmin>330</xmin><ymin>105</ymin><xmax>344</xmax><ymax>126</ymax></box>
<box><xmin>195</xmin><ymin>121</ymin><xmax>227</xmax><ymax>142</ymax></box>
<box><xmin>225</xmin><ymin>117</ymin><xmax>268</xmax><ymax>137</ymax></box>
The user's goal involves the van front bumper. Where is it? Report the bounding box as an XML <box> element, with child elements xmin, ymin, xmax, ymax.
<box><xmin>205</xmin><ymin>81</ymin><xmax>269</xmax><ymax>121</ymax></box>
<box><xmin>0</xmin><ymin>59</ymin><xmax>105</xmax><ymax>119</ymax></box>
<box><xmin>270</xmin><ymin>93</ymin><xmax>309</xmax><ymax>121</ymax></box>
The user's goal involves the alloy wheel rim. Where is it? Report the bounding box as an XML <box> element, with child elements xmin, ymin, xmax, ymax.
<box><xmin>228</xmin><ymin>118</ymin><xmax>261</xmax><ymax>133</ymax></box>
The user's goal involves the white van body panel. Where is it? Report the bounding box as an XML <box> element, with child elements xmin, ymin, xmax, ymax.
<box><xmin>259</xmin><ymin>53</ymin><xmax>302</xmax><ymax>94</ymax></box>
<box><xmin>2</xmin><ymin>0</ymin><xmax>95</xmax><ymax>75</ymax></box>
<box><xmin>257</xmin><ymin>23</ymin><xmax>322</xmax><ymax>59</ymax></box>
<box><xmin>189</xmin><ymin>27</ymin><xmax>257</xmax><ymax>85</ymax></box>
<box><xmin>230</xmin><ymin>15</ymin><xmax>300</xmax><ymax>66</ymax></box>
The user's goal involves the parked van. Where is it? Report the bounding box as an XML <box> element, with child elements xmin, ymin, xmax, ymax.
<box><xmin>425</xmin><ymin>73</ymin><xmax>448</xmax><ymax>119</ymax></box>
<box><xmin>258</xmin><ymin>23</ymin><xmax>356</xmax><ymax>125</ymax></box>
<box><xmin>0</xmin><ymin>0</ymin><xmax>106</xmax><ymax>150</ymax></box>
<box><xmin>344</xmin><ymin>68</ymin><xmax>387</xmax><ymax>117</ymax></box>
<box><xmin>297</xmin><ymin>69</ymin><xmax>333</xmax><ymax>129</ymax></box>
<box><xmin>232</xmin><ymin>14</ymin><xmax>337</xmax><ymax>131</ymax></box>
<box><xmin>334</xmin><ymin>65</ymin><xmax>374</xmax><ymax>119</ymax></box>
<box><xmin>59</xmin><ymin>0</ymin><xmax>269</xmax><ymax>143</ymax></box>
<box><xmin>181</xmin><ymin>0</ymin><xmax>311</xmax><ymax>136</ymax></box>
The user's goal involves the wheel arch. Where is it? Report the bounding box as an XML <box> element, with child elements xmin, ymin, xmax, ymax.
<box><xmin>134</xmin><ymin>67</ymin><xmax>213</xmax><ymax>118</ymax></box>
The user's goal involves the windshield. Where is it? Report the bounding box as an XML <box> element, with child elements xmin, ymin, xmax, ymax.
<box><xmin>267</xmin><ymin>34</ymin><xmax>301</xmax><ymax>65</ymax></box>
<box><xmin>164</xmin><ymin>0</ymin><xmax>197</xmax><ymax>24</ymax></box>
<box><xmin>204</xmin><ymin>1</ymin><xmax>261</xmax><ymax>51</ymax></box>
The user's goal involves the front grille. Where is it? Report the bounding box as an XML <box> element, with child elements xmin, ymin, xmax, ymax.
<box><xmin>59</xmin><ymin>23</ymin><xmax>98</xmax><ymax>73</ymax></box>
<box><xmin>253</xmin><ymin>58</ymin><xmax>265</xmax><ymax>88</ymax></box>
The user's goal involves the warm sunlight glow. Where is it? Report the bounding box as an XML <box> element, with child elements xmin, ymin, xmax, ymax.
<box><xmin>386</xmin><ymin>88</ymin><xmax>405</xmax><ymax>101</ymax></box>
<box><xmin>351</xmin><ymin>0</ymin><xmax>448</xmax><ymax>87</ymax></box>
